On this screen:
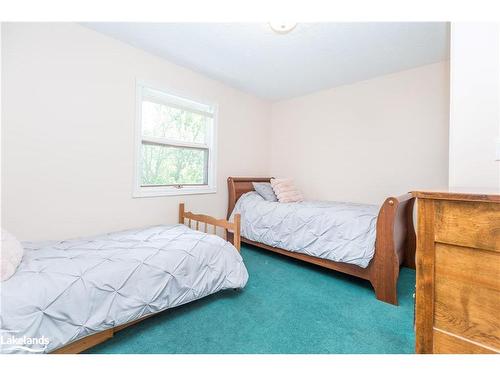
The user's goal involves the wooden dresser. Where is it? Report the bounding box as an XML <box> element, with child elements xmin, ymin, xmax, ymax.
<box><xmin>414</xmin><ymin>190</ymin><xmax>500</xmax><ymax>354</ymax></box>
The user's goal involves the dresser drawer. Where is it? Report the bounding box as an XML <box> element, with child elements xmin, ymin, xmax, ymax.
<box><xmin>434</xmin><ymin>200</ymin><xmax>500</xmax><ymax>251</ymax></box>
<box><xmin>434</xmin><ymin>243</ymin><xmax>500</xmax><ymax>351</ymax></box>
<box><xmin>433</xmin><ymin>329</ymin><xmax>496</xmax><ymax>354</ymax></box>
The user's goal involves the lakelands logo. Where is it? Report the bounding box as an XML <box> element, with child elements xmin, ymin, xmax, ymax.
<box><xmin>0</xmin><ymin>334</ymin><xmax>50</xmax><ymax>353</ymax></box>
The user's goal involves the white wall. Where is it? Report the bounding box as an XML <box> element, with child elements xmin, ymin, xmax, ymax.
<box><xmin>270</xmin><ymin>62</ymin><xmax>450</xmax><ymax>204</ymax></box>
<box><xmin>449</xmin><ymin>23</ymin><xmax>500</xmax><ymax>190</ymax></box>
<box><xmin>2</xmin><ymin>23</ymin><xmax>452</xmax><ymax>241</ymax></box>
<box><xmin>1</xmin><ymin>23</ymin><xmax>271</xmax><ymax>241</ymax></box>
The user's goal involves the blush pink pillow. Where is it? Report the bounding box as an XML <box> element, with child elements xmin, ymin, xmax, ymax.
<box><xmin>270</xmin><ymin>178</ymin><xmax>304</xmax><ymax>203</ymax></box>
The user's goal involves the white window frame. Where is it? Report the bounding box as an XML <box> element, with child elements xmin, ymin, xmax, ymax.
<box><xmin>133</xmin><ymin>80</ymin><xmax>217</xmax><ymax>198</ymax></box>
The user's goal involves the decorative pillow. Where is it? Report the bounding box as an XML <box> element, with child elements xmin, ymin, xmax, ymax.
<box><xmin>1</xmin><ymin>229</ymin><xmax>24</xmax><ymax>282</ymax></box>
<box><xmin>270</xmin><ymin>178</ymin><xmax>304</xmax><ymax>203</ymax></box>
<box><xmin>253</xmin><ymin>182</ymin><xmax>278</xmax><ymax>202</ymax></box>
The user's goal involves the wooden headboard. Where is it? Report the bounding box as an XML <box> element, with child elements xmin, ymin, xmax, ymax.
<box><xmin>227</xmin><ymin>177</ymin><xmax>271</xmax><ymax>219</ymax></box>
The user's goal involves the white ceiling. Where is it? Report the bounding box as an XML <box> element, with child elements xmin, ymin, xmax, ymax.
<box><xmin>83</xmin><ymin>22</ymin><xmax>449</xmax><ymax>100</ymax></box>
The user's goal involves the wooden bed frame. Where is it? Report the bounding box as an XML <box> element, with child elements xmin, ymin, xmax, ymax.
<box><xmin>227</xmin><ymin>177</ymin><xmax>416</xmax><ymax>305</ymax></box>
<box><xmin>52</xmin><ymin>204</ymin><xmax>240</xmax><ymax>354</ymax></box>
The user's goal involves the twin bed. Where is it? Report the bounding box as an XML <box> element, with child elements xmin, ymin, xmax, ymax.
<box><xmin>1</xmin><ymin>178</ymin><xmax>415</xmax><ymax>354</ymax></box>
<box><xmin>226</xmin><ymin>177</ymin><xmax>415</xmax><ymax>306</ymax></box>
<box><xmin>0</xmin><ymin>206</ymin><xmax>246</xmax><ymax>354</ymax></box>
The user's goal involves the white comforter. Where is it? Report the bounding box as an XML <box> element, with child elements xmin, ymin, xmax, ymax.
<box><xmin>230</xmin><ymin>192</ymin><xmax>379</xmax><ymax>268</ymax></box>
<box><xmin>0</xmin><ymin>225</ymin><xmax>248</xmax><ymax>354</ymax></box>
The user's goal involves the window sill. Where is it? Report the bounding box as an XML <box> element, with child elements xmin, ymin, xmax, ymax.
<box><xmin>133</xmin><ymin>186</ymin><xmax>217</xmax><ymax>198</ymax></box>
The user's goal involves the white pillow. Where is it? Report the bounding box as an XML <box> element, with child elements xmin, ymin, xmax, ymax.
<box><xmin>1</xmin><ymin>229</ymin><xmax>24</xmax><ymax>282</ymax></box>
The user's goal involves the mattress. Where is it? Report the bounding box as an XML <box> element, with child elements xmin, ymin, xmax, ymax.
<box><xmin>230</xmin><ymin>191</ymin><xmax>379</xmax><ymax>268</ymax></box>
<box><xmin>0</xmin><ymin>224</ymin><xmax>248</xmax><ymax>354</ymax></box>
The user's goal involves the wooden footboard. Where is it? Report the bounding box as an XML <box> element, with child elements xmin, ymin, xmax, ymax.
<box><xmin>227</xmin><ymin>177</ymin><xmax>416</xmax><ymax>305</ymax></box>
<box><xmin>179</xmin><ymin>203</ymin><xmax>241</xmax><ymax>251</ymax></box>
<box><xmin>369</xmin><ymin>194</ymin><xmax>416</xmax><ymax>305</ymax></box>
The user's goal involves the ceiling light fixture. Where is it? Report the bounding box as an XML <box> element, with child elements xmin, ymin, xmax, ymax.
<box><xmin>269</xmin><ymin>22</ymin><xmax>297</xmax><ymax>34</ymax></box>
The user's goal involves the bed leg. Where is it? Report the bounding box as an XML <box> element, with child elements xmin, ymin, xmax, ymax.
<box><xmin>371</xmin><ymin>276</ymin><xmax>398</xmax><ymax>305</ymax></box>
<box><xmin>370</xmin><ymin>245</ymin><xmax>399</xmax><ymax>305</ymax></box>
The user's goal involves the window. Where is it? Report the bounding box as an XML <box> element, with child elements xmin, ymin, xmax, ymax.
<box><xmin>134</xmin><ymin>82</ymin><xmax>217</xmax><ymax>197</ymax></box>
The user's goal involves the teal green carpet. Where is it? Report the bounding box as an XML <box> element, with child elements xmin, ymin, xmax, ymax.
<box><xmin>86</xmin><ymin>245</ymin><xmax>415</xmax><ymax>354</ymax></box>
